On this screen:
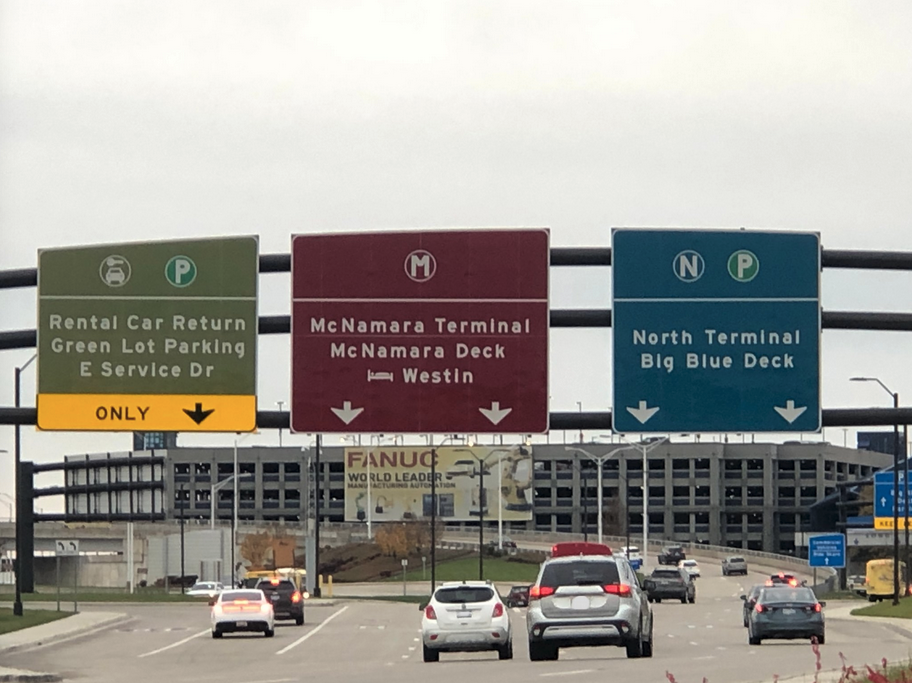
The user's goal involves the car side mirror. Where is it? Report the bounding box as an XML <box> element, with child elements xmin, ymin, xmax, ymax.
<box><xmin>739</xmin><ymin>595</ymin><xmax>747</xmax><ymax>601</ymax></box>
<box><xmin>418</xmin><ymin>602</ymin><xmax>427</xmax><ymax>611</ymax></box>
<box><xmin>818</xmin><ymin>601</ymin><xmax>826</xmax><ymax>608</ymax></box>
<box><xmin>208</xmin><ymin>598</ymin><xmax>217</xmax><ymax>606</ymax></box>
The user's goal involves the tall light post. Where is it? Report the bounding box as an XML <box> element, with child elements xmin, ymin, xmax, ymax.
<box><xmin>851</xmin><ymin>376</ymin><xmax>902</xmax><ymax>605</ymax></box>
<box><xmin>576</xmin><ymin>401</ymin><xmax>584</xmax><ymax>443</ymax></box>
<box><xmin>620</xmin><ymin>436</ymin><xmax>668</xmax><ymax>572</ymax></box>
<box><xmin>211</xmin><ymin>473</ymin><xmax>251</xmax><ymax>582</ymax></box>
<box><xmin>232</xmin><ymin>432</ymin><xmax>257</xmax><ymax>586</ymax></box>
<box><xmin>14</xmin><ymin>353</ymin><xmax>36</xmax><ymax>617</ymax></box>
<box><xmin>430</xmin><ymin>435</ymin><xmax>467</xmax><ymax>592</ymax></box>
<box><xmin>565</xmin><ymin>445</ymin><xmax>633</xmax><ymax>545</ymax></box>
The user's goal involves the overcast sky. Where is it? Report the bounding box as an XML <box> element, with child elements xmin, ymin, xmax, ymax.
<box><xmin>2</xmin><ymin>1</ymin><xmax>912</xmax><ymax>509</ymax></box>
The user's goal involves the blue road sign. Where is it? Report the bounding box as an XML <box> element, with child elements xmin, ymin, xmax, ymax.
<box><xmin>874</xmin><ymin>470</ymin><xmax>908</xmax><ymax>518</ymax></box>
<box><xmin>611</xmin><ymin>229</ymin><xmax>821</xmax><ymax>433</ymax></box>
<box><xmin>808</xmin><ymin>534</ymin><xmax>846</xmax><ymax>569</ymax></box>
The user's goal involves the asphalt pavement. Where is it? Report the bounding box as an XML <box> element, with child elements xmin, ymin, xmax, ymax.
<box><xmin>2</xmin><ymin>573</ymin><xmax>911</xmax><ymax>683</ymax></box>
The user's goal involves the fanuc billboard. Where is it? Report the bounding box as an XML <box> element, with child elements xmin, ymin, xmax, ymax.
<box><xmin>344</xmin><ymin>445</ymin><xmax>534</xmax><ymax>523</ymax></box>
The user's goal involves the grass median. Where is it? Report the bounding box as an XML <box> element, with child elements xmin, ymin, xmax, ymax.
<box><xmin>392</xmin><ymin>556</ymin><xmax>540</xmax><ymax>584</ymax></box>
<box><xmin>851</xmin><ymin>596</ymin><xmax>912</xmax><ymax>618</ymax></box>
<box><xmin>0</xmin><ymin>586</ymin><xmax>207</xmax><ymax>604</ymax></box>
<box><xmin>0</xmin><ymin>607</ymin><xmax>70</xmax><ymax>635</ymax></box>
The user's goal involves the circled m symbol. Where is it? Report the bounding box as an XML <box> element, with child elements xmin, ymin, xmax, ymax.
<box><xmin>672</xmin><ymin>250</ymin><xmax>705</xmax><ymax>283</ymax></box>
<box><xmin>404</xmin><ymin>249</ymin><xmax>437</xmax><ymax>283</ymax></box>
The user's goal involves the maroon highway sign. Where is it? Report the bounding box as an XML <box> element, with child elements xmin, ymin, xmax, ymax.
<box><xmin>291</xmin><ymin>229</ymin><xmax>550</xmax><ymax>434</ymax></box>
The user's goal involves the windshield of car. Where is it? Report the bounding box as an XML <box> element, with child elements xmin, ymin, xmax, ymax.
<box><xmin>434</xmin><ymin>587</ymin><xmax>495</xmax><ymax>603</ymax></box>
<box><xmin>540</xmin><ymin>560</ymin><xmax>620</xmax><ymax>588</ymax></box>
<box><xmin>760</xmin><ymin>587</ymin><xmax>816</xmax><ymax>603</ymax></box>
<box><xmin>221</xmin><ymin>591</ymin><xmax>262</xmax><ymax>603</ymax></box>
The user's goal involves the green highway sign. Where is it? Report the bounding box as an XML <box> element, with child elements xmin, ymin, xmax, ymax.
<box><xmin>37</xmin><ymin>236</ymin><xmax>259</xmax><ymax>432</ymax></box>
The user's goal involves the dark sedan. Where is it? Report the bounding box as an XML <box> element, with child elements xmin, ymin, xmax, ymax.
<box><xmin>747</xmin><ymin>586</ymin><xmax>825</xmax><ymax>645</ymax></box>
<box><xmin>505</xmin><ymin>584</ymin><xmax>531</xmax><ymax>608</ymax></box>
<box><xmin>740</xmin><ymin>585</ymin><xmax>765</xmax><ymax>627</ymax></box>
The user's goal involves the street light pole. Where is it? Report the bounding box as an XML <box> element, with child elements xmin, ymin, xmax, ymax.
<box><xmin>851</xmin><ymin>377</ymin><xmax>902</xmax><ymax>604</ymax></box>
<box><xmin>479</xmin><ymin>460</ymin><xmax>485</xmax><ymax>580</ymax></box>
<box><xmin>275</xmin><ymin>401</ymin><xmax>285</xmax><ymax>447</ymax></box>
<box><xmin>619</xmin><ymin>436</ymin><xmax>668</xmax><ymax>572</ymax></box>
<box><xmin>13</xmin><ymin>353</ymin><xmax>36</xmax><ymax>617</ymax></box>
<box><xmin>179</xmin><ymin>483</ymin><xmax>186</xmax><ymax>594</ymax></box>
<box><xmin>565</xmin><ymin>445</ymin><xmax>632</xmax><ymax>545</ymax></box>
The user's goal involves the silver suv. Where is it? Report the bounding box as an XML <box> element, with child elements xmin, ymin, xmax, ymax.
<box><xmin>526</xmin><ymin>542</ymin><xmax>653</xmax><ymax>661</ymax></box>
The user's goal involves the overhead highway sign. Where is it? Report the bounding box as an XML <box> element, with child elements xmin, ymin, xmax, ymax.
<box><xmin>611</xmin><ymin>229</ymin><xmax>821</xmax><ymax>433</ymax></box>
<box><xmin>37</xmin><ymin>237</ymin><xmax>258</xmax><ymax>432</ymax></box>
<box><xmin>291</xmin><ymin>229</ymin><xmax>550</xmax><ymax>434</ymax></box>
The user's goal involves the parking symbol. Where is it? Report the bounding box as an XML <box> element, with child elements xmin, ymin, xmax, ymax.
<box><xmin>672</xmin><ymin>250</ymin><xmax>705</xmax><ymax>283</ymax></box>
<box><xmin>165</xmin><ymin>255</ymin><xmax>198</xmax><ymax>288</ymax></box>
<box><xmin>728</xmin><ymin>250</ymin><xmax>759</xmax><ymax>282</ymax></box>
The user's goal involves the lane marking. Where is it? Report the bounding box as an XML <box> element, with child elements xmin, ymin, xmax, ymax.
<box><xmin>402</xmin><ymin>655</ymin><xmax>409</xmax><ymax>659</ymax></box>
<box><xmin>690</xmin><ymin>641</ymin><xmax>699</xmax><ymax>646</ymax></box>
<box><xmin>694</xmin><ymin>655</ymin><xmax>715</xmax><ymax>661</ymax></box>
<box><xmin>409</xmin><ymin>646</ymin><xmax>416</xmax><ymax>651</ymax></box>
<box><xmin>138</xmin><ymin>628</ymin><xmax>209</xmax><ymax>658</ymax></box>
<box><xmin>540</xmin><ymin>670</ymin><xmax>594</xmax><ymax>677</ymax></box>
<box><xmin>243</xmin><ymin>679</ymin><xmax>296</xmax><ymax>683</ymax></box>
<box><xmin>276</xmin><ymin>605</ymin><xmax>349</xmax><ymax>655</ymax></box>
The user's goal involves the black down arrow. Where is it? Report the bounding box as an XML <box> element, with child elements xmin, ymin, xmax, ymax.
<box><xmin>183</xmin><ymin>402</ymin><xmax>215</xmax><ymax>425</ymax></box>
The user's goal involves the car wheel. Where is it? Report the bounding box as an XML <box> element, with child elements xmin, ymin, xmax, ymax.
<box><xmin>815</xmin><ymin>632</ymin><xmax>825</xmax><ymax>645</ymax></box>
<box><xmin>295</xmin><ymin>615</ymin><xmax>304</xmax><ymax>626</ymax></box>
<box><xmin>688</xmin><ymin>595</ymin><xmax>695</xmax><ymax>604</ymax></box>
<box><xmin>211</xmin><ymin>630</ymin><xmax>222</xmax><ymax>639</ymax></box>
<box><xmin>528</xmin><ymin>641</ymin><xmax>558</xmax><ymax>661</ymax></box>
<box><xmin>748</xmin><ymin>627</ymin><xmax>762</xmax><ymax>646</ymax></box>
<box><xmin>625</xmin><ymin>633</ymin><xmax>644</xmax><ymax>659</ymax></box>
<box><xmin>265</xmin><ymin>628</ymin><xmax>275</xmax><ymax>638</ymax></box>
<box><xmin>642</xmin><ymin>621</ymin><xmax>654</xmax><ymax>658</ymax></box>
<box><xmin>423</xmin><ymin>645</ymin><xmax>440</xmax><ymax>663</ymax></box>
<box><xmin>681</xmin><ymin>596</ymin><xmax>687</xmax><ymax>604</ymax></box>
<box><xmin>498</xmin><ymin>641</ymin><xmax>514</xmax><ymax>660</ymax></box>
<box><xmin>654</xmin><ymin>598</ymin><xmax>662</xmax><ymax>603</ymax></box>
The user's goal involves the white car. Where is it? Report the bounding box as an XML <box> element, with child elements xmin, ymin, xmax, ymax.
<box><xmin>186</xmin><ymin>581</ymin><xmax>224</xmax><ymax>598</ymax></box>
<box><xmin>621</xmin><ymin>546</ymin><xmax>643</xmax><ymax>569</ymax></box>
<box><xmin>211</xmin><ymin>589</ymin><xmax>275</xmax><ymax>638</ymax></box>
<box><xmin>678</xmin><ymin>559</ymin><xmax>701</xmax><ymax>578</ymax></box>
<box><xmin>421</xmin><ymin>580</ymin><xmax>513</xmax><ymax>662</ymax></box>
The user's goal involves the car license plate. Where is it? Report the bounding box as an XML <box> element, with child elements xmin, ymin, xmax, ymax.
<box><xmin>782</xmin><ymin>608</ymin><xmax>795</xmax><ymax>615</ymax></box>
<box><xmin>236</xmin><ymin>621</ymin><xmax>247</xmax><ymax>627</ymax></box>
<box><xmin>457</xmin><ymin>611</ymin><xmax>471</xmax><ymax>619</ymax></box>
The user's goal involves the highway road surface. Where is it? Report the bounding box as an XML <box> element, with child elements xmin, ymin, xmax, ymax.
<box><xmin>4</xmin><ymin>570</ymin><xmax>909</xmax><ymax>683</ymax></box>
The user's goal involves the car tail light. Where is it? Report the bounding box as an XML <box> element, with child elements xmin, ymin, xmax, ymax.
<box><xmin>425</xmin><ymin>605</ymin><xmax>437</xmax><ymax>620</ymax></box>
<box><xmin>788</xmin><ymin>579</ymin><xmax>798</xmax><ymax>587</ymax></box>
<box><xmin>291</xmin><ymin>591</ymin><xmax>302</xmax><ymax>603</ymax></box>
<box><xmin>814</xmin><ymin>603</ymin><xmax>822</xmax><ymax>613</ymax></box>
<box><xmin>529</xmin><ymin>585</ymin><xmax>555</xmax><ymax>600</ymax></box>
<box><xmin>603</xmin><ymin>584</ymin><xmax>632</xmax><ymax>597</ymax></box>
<box><xmin>261</xmin><ymin>603</ymin><xmax>272</xmax><ymax>613</ymax></box>
<box><xmin>492</xmin><ymin>603</ymin><xmax>504</xmax><ymax>618</ymax></box>
<box><xmin>270</xmin><ymin>578</ymin><xmax>280</xmax><ymax>585</ymax></box>
<box><xmin>755</xmin><ymin>604</ymin><xmax>765</xmax><ymax>613</ymax></box>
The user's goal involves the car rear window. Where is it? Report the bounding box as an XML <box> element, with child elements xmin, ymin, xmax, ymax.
<box><xmin>652</xmin><ymin>569</ymin><xmax>681</xmax><ymax>578</ymax></box>
<box><xmin>541</xmin><ymin>560</ymin><xmax>620</xmax><ymax>588</ymax></box>
<box><xmin>222</xmin><ymin>591</ymin><xmax>262</xmax><ymax>602</ymax></box>
<box><xmin>761</xmin><ymin>588</ymin><xmax>815</xmax><ymax>603</ymax></box>
<box><xmin>435</xmin><ymin>587</ymin><xmax>494</xmax><ymax>604</ymax></box>
<box><xmin>258</xmin><ymin>580</ymin><xmax>295</xmax><ymax>594</ymax></box>
<box><xmin>728</xmin><ymin>557</ymin><xmax>745</xmax><ymax>563</ymax></box>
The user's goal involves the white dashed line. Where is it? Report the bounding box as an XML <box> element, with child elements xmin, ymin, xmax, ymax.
<box><xmin>409</xmin><ymin>646</ymin><xmax>416</xmax><ymax>651</ymax></box>
<box><xmin>402</xmin><ymin>655</ymin><xmax>409</xmax><ymax>659</ymax></box>
<box><xmin>276</xmin><ymin>605</ymin><xmax>350</xmax><ymax>655</ymax></box>
<box><xmin>690</xmin><ymin>641</ymin><xmax>699</xmax><ymax>646</ymax></box>
<box><xmin>138</xmin><ymin>629</ymin><xmax>209</xmax><ymax>658</ymax></box>
<box><xmin>540</xmin><ymin>670</ymin><xmax>593</xmax><ymax>677</ymax></box>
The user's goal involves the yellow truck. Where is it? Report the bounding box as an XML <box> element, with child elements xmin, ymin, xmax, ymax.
<box><xmin>865</xmin><ymin>558</ymin><xmax>909</xmax><ymax>602</ymax></box>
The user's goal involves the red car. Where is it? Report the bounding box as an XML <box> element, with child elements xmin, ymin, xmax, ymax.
<box><xmin>505</xmin><ymin>585</ymin><xmax>531</xmax><ymax>608</ymax></box>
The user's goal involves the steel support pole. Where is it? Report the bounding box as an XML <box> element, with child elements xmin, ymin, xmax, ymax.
<box><xmin>597</xmin><ymin>461</ymin><xmax>604</xmax><ymax>545</ymax></box>
<box><xmin>478</xmin><ymin>461</ymin><xmax>485</xmax><ymax>581</ymax></box>
<box><xmin>430</xmin><ymin>442</ymin><xmax>436</xmax><ymax>593</ymax></box>
<box><xmin>180</xmin><ymin>483</ymin><xmax>186</xmax><ymax>594</ymax></box>
<box><xmin>232</xmin><ymin>440</ymin><xmax>238</xmax><ymax>587</ymax></box>
<box><xmin>314</xmin><ymin>434</ymin><xmax>322</xmax><ymax>597</ymax></box>
<box><xmin>497</xmin><ymin>453</ymin><xmax>503</xmax><ymax>551</ymax></box>
<box><xmin>905</xmin><ymin>423</ymin><xmax>910</xmax><ymax>594</ymax></box>
<box><xmin>13</xmin><ymin>366</ymin><xmax>23</xmax><ymax>616</ymax></box>
<box><xmin>895</xmin><ymin>391</ymin><xmax>901</xmax><ymax>605</ymax></box>
<box><xmin>642</xmin><ymin>444</ymin><xmax>649</xmax><ymax>572</ymax></box>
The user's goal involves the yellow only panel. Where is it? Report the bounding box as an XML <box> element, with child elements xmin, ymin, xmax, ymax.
<box><xmin>874</xmin><ymin>517</ymin><xmax>912</xmax><ymax>530</ymax></box>
<box><xmin>37</xmin><ymin>393</ymin><xmax>257</xmax><ymax>432</ymax></box>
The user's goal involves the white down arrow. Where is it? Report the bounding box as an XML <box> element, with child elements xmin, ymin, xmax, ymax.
<box><xmin>773</xmin><ymin>400</ymin><xmax>807</xmax><ymax>424</ymax></box>
<box><xmin>626</xmin><ymin>401</ymin><xmax>659</xmax><ymax>424</ymax></box>
<box><xmin>479</xmin><ymin>401</ymin><xmax>512</xmax><ymax>425</ymax></box>
<box><xmin>330</xmin><ymin>401</ymin><xmax>364</xmax><ymax>425</ymax></box>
